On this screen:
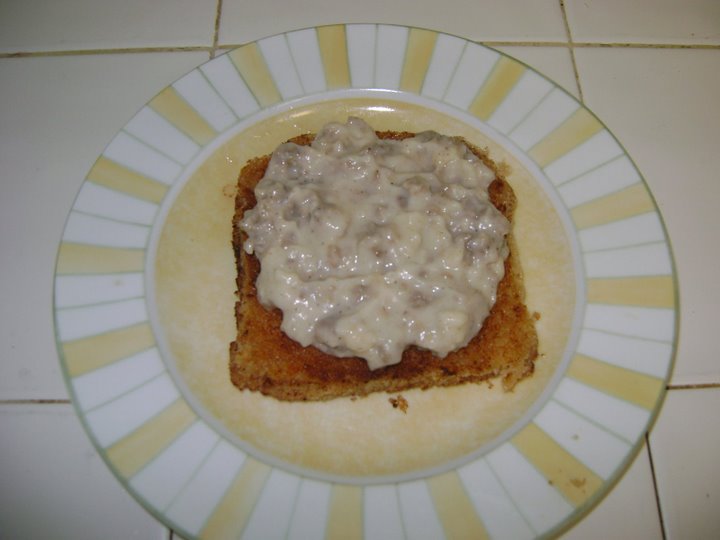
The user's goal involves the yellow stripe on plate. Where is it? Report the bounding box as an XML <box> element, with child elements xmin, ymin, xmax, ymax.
<box><xmin>150</xmin><ymin>86</ymin><xmax>217</xmax><ymax>146</ymax></box>
<box><xmin>587</xmin><ymin>276</ymin><xmax>676</xmax><ymax>309</ymax></box>
<box><xmin>317</xmin><ymin>25</ymin><xmax>351</xmax><ymax>90</ymax></box>
<box><xmin>469</xmin><ymin>56</ymin><xmax>525</xmax><ymax>121</ymax></box>
<box><xmin>228</xmin><ymin>43</ymin><xmax>282</xmax><ymax>108</ymax></box>
<box><xmin>399</xmin><ymin>28</ymin><xmax>437</xmax><ymax>93</ymax></box>
<box><xmin>513</xmin><ymin>423</ymin><xmax>603</xmax><ymax>507</ymax></box>
<box><xmin>62</xmin><ymin>322</ymin><xmax>155</xmax><ymax>377</ymax></box>
<box><xmin>87</xmin><ymin>157</ymin><xmax>168</xmax><ymax>204</ymax></box>
<box><xmin>201</xmin><ymin>458</ymin><xmax>272</xmax><ymax>540</ymax></box>
<box><xmin>566</xmin><ymin>354</ymin><xmax>665</xmax><ymax>410</ymax></box>
<box><xmin>529</xmin><ymin>108</ymin><xmax>603</xmax><ymax>168</ymax></box>
<box><xmin>56</xmin><ymin>243</ymin><xmax>145</xmax><ymax>275</ymax></box>
<box><xmin>325</xmin><ymin>484</ymin><xmax>363</xmax><ymax>540</ymax></box>
<box><xmin>107</xmin><ymin>398</ymin><xmax>195</xmax><ymax>477</ymax></box>
<box><xmin>571</xmin><ymin>183</ymin><xmax>656</xmax><ymax>230</ymax></box>
<box><xmin>427</xmin><ymin>471</ymin><xmax>488</xmax><ymax>540</ymax></box>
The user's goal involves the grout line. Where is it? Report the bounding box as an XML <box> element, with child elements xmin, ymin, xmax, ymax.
<box><xmin>209</xmin><ymin>0</ymin><xmax>224</xmax><ymax>59</ymax></box>
<box><xmin>558</xmin><ymin>0</ymin><xmax>584</xmax><ymax>102</ymax></box>
<box><xmin>573</xmin><ymin>41</ymin><xmax>720</xmax><ymax>50</ymax></box>
<box><xmin>0</xmin><ymin>46</ymin><xmax>212</xmax><ymax>59</ymax></box>
<box><xmin>667</xmin><ymin>382</ymin><xmax>720</xmax><ymax>390</ymax></box>
<box><xmin>0</xmin><ymin>399</ymin><xmax>71</xmax><ymax>405</ymax></box>
<box><xmin>2</xmin><ymin>41</ymin><xmax>718</xmax><ymax>60</ymax></box>
<box><xmin>645</xmin><ymin>433</ymin><xmax>668</xmax><ymax>540</ymax></box>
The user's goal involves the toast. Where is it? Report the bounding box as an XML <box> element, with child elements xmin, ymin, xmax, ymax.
<box><xmin>229</xmin><ymin>131</ymin><xmax>538</xmax><ymax>402</ymax></box>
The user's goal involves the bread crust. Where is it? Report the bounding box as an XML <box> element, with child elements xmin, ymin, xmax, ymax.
<box><xmin>229</xmin><ymin>131</ymin><xmax>538</xmax><ymax>401</ymax></box>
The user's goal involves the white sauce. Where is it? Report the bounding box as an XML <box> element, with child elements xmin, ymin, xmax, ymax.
<box><xmin>240</xmin><ymin>117</ymin><xmax>510</xmax><ymax>370</ymax></box>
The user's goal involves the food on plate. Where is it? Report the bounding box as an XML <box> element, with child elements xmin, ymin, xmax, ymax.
<box><xmin>229</xmin><ymin>117</ymin><xmax>538</xmax><ymax>401</ymax></box>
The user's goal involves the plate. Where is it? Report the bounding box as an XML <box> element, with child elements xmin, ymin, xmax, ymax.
<box><xmin>53</xmin><ymin>24</ymin><xmax>677</xmax><ymax>539</ymax></box>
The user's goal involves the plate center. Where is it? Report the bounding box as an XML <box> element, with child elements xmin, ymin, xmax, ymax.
<box><xmin>150</xmin><ymin>95</ymin><xmax>579</xmax><ymax>482</ymax></box>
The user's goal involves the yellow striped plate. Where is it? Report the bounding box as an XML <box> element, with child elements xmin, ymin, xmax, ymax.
<box><xmin>53</xmin><ymin>24</ymin><xmax>677</xmax><ymax>539</ymax></box>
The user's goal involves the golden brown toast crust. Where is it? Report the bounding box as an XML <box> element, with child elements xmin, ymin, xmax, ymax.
<box><xmin>229</xmin><ymin>131</ymin><xmax>538</xmax><ymax>401</ymax></box>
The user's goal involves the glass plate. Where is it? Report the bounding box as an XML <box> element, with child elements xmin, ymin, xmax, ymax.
<box><xmin>53</xmin><ymin>24</ymin><xmax>677</xmax><ymax>539</ymax></box>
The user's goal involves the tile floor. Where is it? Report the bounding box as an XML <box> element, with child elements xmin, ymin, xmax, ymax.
<box><xmin>1</xmin><ymin>1</ymin><xmax>718</xmax><ymax>538</ymax></box>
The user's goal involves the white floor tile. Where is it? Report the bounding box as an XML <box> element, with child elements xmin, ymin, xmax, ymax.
<box><xmin>0</xmin><ymin>0</ymin><xmax>218</xmax><ymax>53</ymax></box>
<box><xmin>561</xmin><ymin>443</ymin><xmax>663</xmax><ymax>539</ymax></box>
<box><xmin>649</xmin><ymin>388</ymin><xmax>720</xmax><ymax>539</ymax></box>
<box><xmin>574</xmin><ymin>47</ymin><xmax>720</xmax><ymax>386</ymax></box>
<box><xmin>0</xmin><ymin>52</ymin><xmax>208</xmax><ymax>400</ymax></box>
<box><xmin>218</xmin><ymin>0</ymin><xmax>568</xmax><ymax>46</ymax></box>
<box><xmin>0</xmin><ymin>404</ymin><xmax>168</xmax><ymax>539</ymax></box>
<box><xmin>565</xmin><ymin>0</ymin><xmax>720</xmax><ymax>45</ymax></box>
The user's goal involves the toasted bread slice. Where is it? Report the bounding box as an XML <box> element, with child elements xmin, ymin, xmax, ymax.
<box><xmin>229</xmin><ymin>131</ymin><xmax>538</xmax><ymax>401</ymax></box>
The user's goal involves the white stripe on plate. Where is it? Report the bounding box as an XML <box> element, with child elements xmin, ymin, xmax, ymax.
<box><xmin>85</xmin><ymin>373</ymin><xmax>179</xmax><ymax>447</ymax></box>
<box><xmin>56</xmin><ymin>297</ymin><xmax>147</xmax><ymax>342</ymax></box>
<box><xmin>124</xmin><ymin>106</ymin><xmax>199</xmax><ymax>164</ymax></box>
<box><xmin>73</xmin><ymin>181</ymin><xmax>158</xmax><ymax>226</ymax></box>
<box><xmin>258</xmin><ymin>34</ymin><xmax>304</xmax><ymax>100</ymax></box>
<box><xmin>286</xmin><ymin>479</ymin><xmax>331</xmax><ymax>540</ymax></box>
<box><xmin>397</xmin><ymin>481</ymin><xmax>445</xmax><ymax>540</ymax></box>
<box><xmin>579</xmin><ymin>212</ymin><xmax>665</xmax><ymax>252</ymax></box>
<box><xmin>559</xmin><ymin>155</ymin><xmax>641</xmax><ymax>208</ymax></box>
<box><xmin>459</xmin><ymin>458</ymin><xmax>535</xmax><ymax>540</ymax></box>
<box><xmin>364</xmin><ymin>485</ymin><xmax>404</xmax><ymax>540</ymax></box>
<box><xmin>488</xmin><ymin>69</ymin><xmax>553</xmax><ymax>135</ymax></box>
<box><xmin>286</xmin><ymin>29</ymin><xmax>327</xmax><ymax>94</ymax></box>
<box><xmin>104</xmin><ymin>131</ymin><xmax>182</xmax><ymax>185</ymax></box>
<box><xmin>584</xmin><ymin>304</ymin><xmax>675</xmax><ymax>342</ymax></box>
<box><xmin>443</xmin><ymin>42</ymin><xmax>499</xmax><ymax>110</ymax></box>
<box><xmin>421</xmin><ymin>33</ymin><xmax>466</xmax><ymax>100</ymax></box>
<box><xmin>375</xmin><ymin>25</ymin><xmax>408</xmax><ymax>90</ymax></box>
<box><xmin>55</xmin><ymin>272</ymin><xmax>144</xmax><ymax>308</ymax></box>
<box><xmin>346</xmin><ymin>24</ymin><xmax>376</xmax><ymax>88</ymax></box>
<box><xmin>173</xmin><ymin>70</ymin><xmax>237</xmax><ymax>133</ymax></box>
<box><xmin>200</xmin><ymin>54</ymin><xmax>260</xmax><ymax>119</ymax></box>
<box><xmin>543</xmin><ymin>129</ymin><xmax>624</xmax><ymax>186</ymax></box>
<box><xmin>577</xmin><ymin>328</ymin><xmax>673</xmax><ymax>378</ymax></box>
<box><xmin>130</xmin><ymin>421</ymin><xmax>219</xmax><ymax>511</ymax></box>
<box><xmin>584</xmin><ymin>243</ymin><xmax>673</xmax><ymax>278</ymax></box>
<box><xmin>72</xmin><ymin>347</ymin><xmax>164</xmax><ymax>411</ymax></box>
<box><xmin>554</xmin><ymin>378</ymin><xmax>651</xmax><ymax>442</ymax></box>
<box><xmin>241</xmin><ymin>468</ymin><xmax>301</xmax><ymax>540</ymax></box>
<box><xmin>166</xmin><ymin>440</ymin><xmax>247</xmax><ymax>536</ymax></box>
<box><xmin>486</xmin><ymin>443</ymin><xmax>573</xmax><ymax>533</ymax></box>
<box><xmin>535</xmin><ymin>401</ymin><xmax>630</xmax><ymax>480</ymax></box>
<box><xmin>508</xmin><ymin>87</ymin><xmax>579</xmax><ymax>151</ymax></box>
<box><xmin>62</xmin><ymin>212</ymin><xmax>149</xmax><ymax>249</ymax></box>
